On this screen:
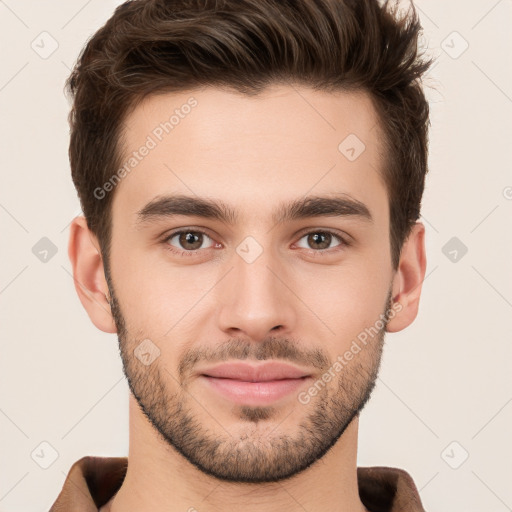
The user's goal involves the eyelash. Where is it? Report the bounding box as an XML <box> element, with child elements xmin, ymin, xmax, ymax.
<box><xmin>161</xmin><ymin>228</ymin><xmax>351</xmax><ymax>257</ymax></box>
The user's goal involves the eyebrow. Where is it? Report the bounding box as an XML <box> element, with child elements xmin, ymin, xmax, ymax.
<box><xmin>135</xmin><ymin>193</ymin><xmax>373</xmax><ymax>227</ymax></box>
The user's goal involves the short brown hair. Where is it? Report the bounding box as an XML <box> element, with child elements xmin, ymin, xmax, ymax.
<box><xmin>65</xmin><ymin>0</ymin><xmax>433</xmax><ymax>271</ymax></box>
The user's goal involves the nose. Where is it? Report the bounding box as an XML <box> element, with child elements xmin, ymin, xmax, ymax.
<box><xmin>216</xmin><ymin>244</ymin><xmax>297</xmax><ymax>342</ymax></box>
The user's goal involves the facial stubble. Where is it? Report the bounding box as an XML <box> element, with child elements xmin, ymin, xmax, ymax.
<box><xmin>105</xmin><ymin>267</ymin><xmax>391</xmax><ymax>483</ymax></box>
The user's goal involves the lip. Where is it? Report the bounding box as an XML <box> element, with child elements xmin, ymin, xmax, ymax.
<box><xmin>197</xmin><ymin>361</ymin><xmax>312</xmax><ymax>406</ymax></box>
<box><xmin>198</xmin><ymin>361</ymin><xmax>311</xmax><ymax>381</ymax></box>
<box><xmin>200</xmin><ymin>375</ymin><xmax>311</xmax><ymax>405</ymax></box>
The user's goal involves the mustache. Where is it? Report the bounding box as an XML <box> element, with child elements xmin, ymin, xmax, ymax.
<box><xmin>177</xmin><ymin>336</ymin><xmax>330</xmax><ymax>381</ymax></box>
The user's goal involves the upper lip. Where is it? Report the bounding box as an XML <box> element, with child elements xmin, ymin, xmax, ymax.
<box><xmin>198</xmin><ymin>361</ymin><xmax>311</xmax><ymax>382</ymax></box>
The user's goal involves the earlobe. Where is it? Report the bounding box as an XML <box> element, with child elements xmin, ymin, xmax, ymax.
<box><xmin>68</xmin><ymin>215</ymin><xmax>117</xmax><ymax>334</ymax></box>
<box><xmin>386</xmin><ymin>222</ymin><xmax>427</xmax><ymax>333</ymax></box>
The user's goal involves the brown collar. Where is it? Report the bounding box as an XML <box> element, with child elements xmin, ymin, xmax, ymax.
<box><xmin>50</xmin><ymin>456</ymin><xmax>426</xmax><ymax>512</ymax></box>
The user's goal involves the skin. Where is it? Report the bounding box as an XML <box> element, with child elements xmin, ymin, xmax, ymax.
<box><xmin>68</xmin><ymin>84</ymin><xmax>426</xmax><ymax>512</ymax></box>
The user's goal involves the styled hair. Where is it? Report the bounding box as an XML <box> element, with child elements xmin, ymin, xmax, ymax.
<box><xmin>65</xmin><ymin>0</ymin><xmax>433</xmax><ymax>271</ymax></box>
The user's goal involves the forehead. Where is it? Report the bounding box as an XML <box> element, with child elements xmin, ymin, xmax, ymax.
<box><xmin>112</xmin><ymin>84</ymin><xmax>387</xmax><ymax>225</ymax></box>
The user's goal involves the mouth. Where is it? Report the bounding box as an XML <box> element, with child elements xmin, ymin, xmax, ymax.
<box><xmin>197</xmin><ymin>361</ymin><xmax>313</xmax><ymax>405</ymax></box>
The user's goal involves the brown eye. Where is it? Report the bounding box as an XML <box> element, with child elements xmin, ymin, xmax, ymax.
<box><xmin>296</xmin><ymin>231</ymin><xmax>345</xmax><ymax>251</ymax></box>
<box><xmin>166</xmin><ymin>230</ymin><xmax>214</xmax><ymax>252</ymax></box>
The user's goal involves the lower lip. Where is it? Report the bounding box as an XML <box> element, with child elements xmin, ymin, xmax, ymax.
<box><xmin>200</xmin><ymin>375</ymin><xmax>311</xmax><ymax>405</ymax></box>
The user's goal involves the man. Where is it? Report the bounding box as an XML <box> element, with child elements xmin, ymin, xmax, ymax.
<box><xmin>51</xmin><ymin>0</ymin><xmax>432</xmax><ymax>510</ymax></box>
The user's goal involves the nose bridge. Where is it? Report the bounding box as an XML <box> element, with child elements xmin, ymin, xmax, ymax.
<box><xmin>216</xmin><ymin>238</ymin><xmax>296</xmax><ymax>339</ymax></box>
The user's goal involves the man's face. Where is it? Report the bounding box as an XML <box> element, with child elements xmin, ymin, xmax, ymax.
<box><xmin>105</xmin><ymin>85</ymin><xmax>395</xmax><ymax>482</ymax></box>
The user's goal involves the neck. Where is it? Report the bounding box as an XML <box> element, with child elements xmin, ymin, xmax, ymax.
<box><xmin>105</xmin><ymin>395</ymin><xmax>369</xmax><ymax>512</ymax></box>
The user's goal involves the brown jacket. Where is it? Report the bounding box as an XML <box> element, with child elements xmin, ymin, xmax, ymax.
<box><xmin>49</xmin><ymin>456</ymin><xmax>426</xmax><ymax>512</ymax></box>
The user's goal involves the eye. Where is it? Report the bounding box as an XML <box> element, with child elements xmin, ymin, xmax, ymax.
<box><xmin>164</xmin><ymin>229</ymin><xmax>216</xmax><ymax>254</ymax></box>
<box><xmin>295</xmin><ymin>230</ymin><xmax>348</xmax><ymax>252</ymax></box>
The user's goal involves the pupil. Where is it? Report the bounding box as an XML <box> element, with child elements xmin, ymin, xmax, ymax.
<box><xmin>182</xmin><ymin>232</ymin><xmax>201</xmax><ymax>249</ymax></box>
<box><xmin>311</xmin><ymin>232</ymin><xmax>329</xmax><ymax>249</ymax></box>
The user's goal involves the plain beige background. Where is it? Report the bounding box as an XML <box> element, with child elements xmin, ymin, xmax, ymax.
<box><xmin>1</xmin><ymin>1</ymin><xmax>511</xmax><ymax>510</ymax></box>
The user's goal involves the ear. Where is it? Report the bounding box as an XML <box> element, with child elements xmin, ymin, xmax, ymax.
<box><xmin>386</xmin><ymin>222</ymin><xmax>427</xmax><ymax>333</ymax></box>
<box><xmin>68</xmin><ymin>215</ymin><xmax>117</xmax><ymax>333</ymax></box>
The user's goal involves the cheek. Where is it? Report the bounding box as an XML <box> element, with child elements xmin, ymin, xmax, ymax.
<box><xmin>110</xmin><ymin>243</ymin><xmax>217</xmax><ymax>338</ymax></box>
<box><xmin>295</xmin><ymin>256</ymin><xmax>390</xmax><ymax>351</ymax></box>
